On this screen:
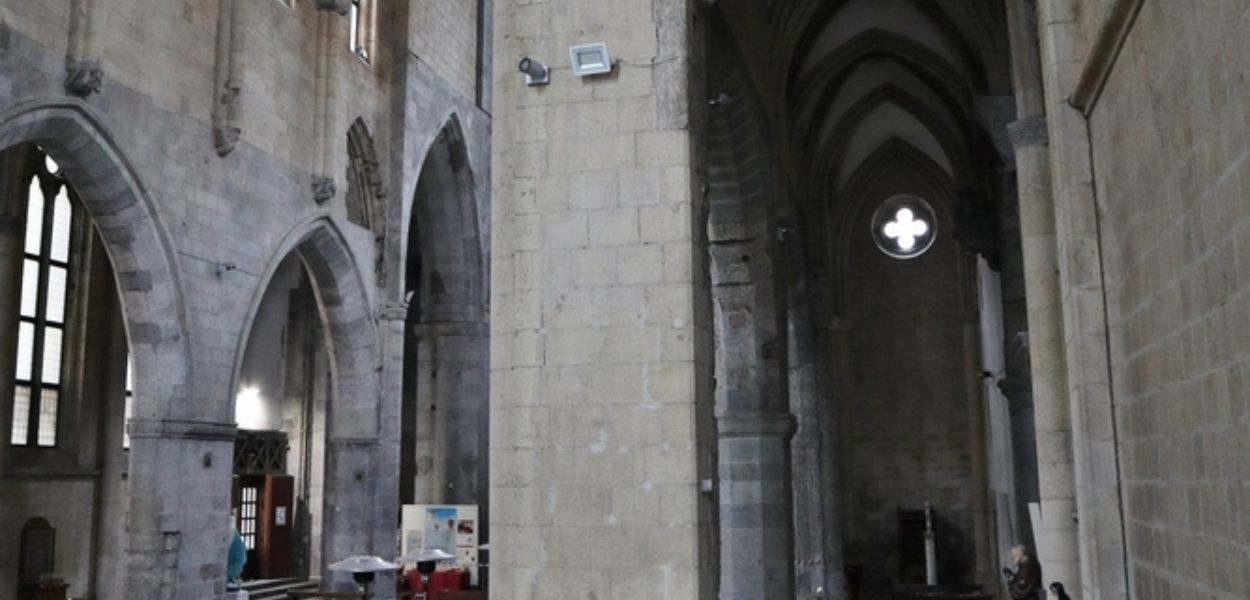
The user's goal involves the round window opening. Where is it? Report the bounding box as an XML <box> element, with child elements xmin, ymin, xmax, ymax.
<box><xmin>871</xmin><ymin>194</ymin><xmax>937</xmax><ymax>259</ymax></box>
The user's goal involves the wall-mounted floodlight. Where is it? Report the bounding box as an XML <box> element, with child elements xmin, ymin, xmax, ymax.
<box><xmin>518</xmin><ymin>57</ymin><xmax>550</xmax><ymax>86</ymax></box>
<box><xmin>569</xmin><ymin>43</ymin><xmax>613</xmax><ymax>77</ymax></box>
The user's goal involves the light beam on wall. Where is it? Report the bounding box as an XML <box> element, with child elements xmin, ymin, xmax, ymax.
<box><xmin>235</xmin><ymin>385</ymin><xmax>266</xmax><ymax>431</ymax></box>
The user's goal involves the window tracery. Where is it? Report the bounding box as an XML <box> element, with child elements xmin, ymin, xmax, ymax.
<box><xmin>871</xmin><ymin>194</ymin><xmax>937</xmax><ymax>260</ymax></box>
<box><xmin>10</xmin><ymin>149</ymin><xmax>79</xmax><ymax>448</ymax></box>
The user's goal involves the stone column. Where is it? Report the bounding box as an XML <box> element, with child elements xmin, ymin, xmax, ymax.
<box><xmin>123</xmin><ymin>419</ymin><xmax>237</xmax><ymax>600</ymax></box>
<box><xmin>1034</xmin><ymin>1</ymin><xmax>1130</xmax><ymax>598</ymax></box>
<box><xmin>411</xmin><ymin>318</ymin><xmax>489</xmax><ymax>524</ymax></box>
<box><xmin>374</xmin><ymin>304</ymin><xmax>409</xmax><ymax>590</ymax></box>
<box><xmin>788</xmin><ymin>270</ymin><xmax>845</xmax><ymax>600</ymax></box>
<box><xmin>1010</xmin><ymin>117</ymin><xmax>1084</xmax><ymax>593</ymax></box>
<box><xmin>489</xmin><ymin>0</ymin><xmax>713</xmax><ymax>597</ymax></box>
<box><xmin>321</xmin><ymin>439</ymin><xmax>387</xmax><ymax>592</ymax></box>
<box><xmin>709</xmin><ymin>235</ymin><xmax>795</xmax><ymax>600</ymax></box>
<box><xmin>1004</xmin><ymin>0</ymin><xmax>1081</xmax><ymax>592</ymax></box>
<box><xmin>718</xmin><ymin>414</ymin><xmax>795</xmax><ymax>599</ymax></box>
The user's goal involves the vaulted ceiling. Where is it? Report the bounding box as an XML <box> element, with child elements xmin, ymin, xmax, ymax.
<box><xmin>709</xmin><ymin>0</ymin><xmax>1012</xmax><ymax>255</ymax></box>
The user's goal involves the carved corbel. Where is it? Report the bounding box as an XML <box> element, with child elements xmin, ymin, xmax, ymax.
<box><xmin>64</xmin><ymin>57</ymin><xmax>104</xmax><ymax>96</ymax></box>
<box><xmin>213</xmin><ymin>127</ymin><xmax>241</xmax><ymax>157</ymax></box>
<box><xmin>312</xmin><ymin>176</ymin><xmax>337</xmax><ymax>205</ymax></box>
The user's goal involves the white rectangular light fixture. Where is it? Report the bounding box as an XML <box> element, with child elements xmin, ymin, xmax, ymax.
<box><xmin>569</xmin><ymin>43</ymin><xmax>613</xmax><ymax>77</ymax></box>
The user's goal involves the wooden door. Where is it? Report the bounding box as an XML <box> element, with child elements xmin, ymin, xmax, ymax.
<box><xmin>17</xmin><ymin>518</ymin><xmax>55</xmax><ymax>600</ymax></box>
<box><xmin>258</xmin><ymin>474</ymin><xmax>295</xmax><ymax>578</ymax></box>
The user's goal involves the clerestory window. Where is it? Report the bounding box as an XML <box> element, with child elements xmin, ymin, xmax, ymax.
<box><xmin>10</xmin><ymin>150</ymin><xmax>78</xmax><ymax>448</ymax></box>
<box><xmin>349</xmin><ymin>0</ymin><xmax>371</xmax><ymax>62</ymax></box>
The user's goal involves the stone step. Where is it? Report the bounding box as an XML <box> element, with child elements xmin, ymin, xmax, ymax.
<box><xmin>890</xmin><ymin>583</ymin><xmax>994</xmax><ymax>600</ymax></box>
<box><xmin>242</xmin><ymin>578</ymin><xmax>320</xmax><ymax>600</ymax></box>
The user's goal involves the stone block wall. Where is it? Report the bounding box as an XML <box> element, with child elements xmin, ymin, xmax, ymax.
<box><xmin>99</xmin><ymin>0</ymin><xmax>219</xmax><ymax>122</ymax></box>
<box><xmin>1089</xmin><ymin>2</ymin><xmax>1250</xmax><ymax>598</ymax></box>
<box><xmin>0</xmin><ymin>0</ymin><xmax>490</xmax><ymax>596</ymax></box>
<box><xmin>411</xmin><ymin>0</ymin><xmax>480</xmax><ymax>101</ymax></box>
<box><xmin>840</xmin><ymin>190</ymin><xmax>981</xmax><ymax>589</ymax></box>
<box><xmin>0</xmin><ymin>480</ymin><xmax>99</xmax><ymax>594</ymax></box>
<box><xmin>490</xmin><ymin>0</ymin><xmax>714</xmax><ymax>597</ymax></box>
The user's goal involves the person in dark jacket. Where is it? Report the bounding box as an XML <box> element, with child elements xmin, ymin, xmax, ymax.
<box><xmin>1048</xmin><ymin>581</ymin><xmax>1072</xmax><ymax>600</ymax></box>
<box><xmin>1002</xmin><ymin>544</ymin><xmax>1042</xmax><ymax>600</ymax></box>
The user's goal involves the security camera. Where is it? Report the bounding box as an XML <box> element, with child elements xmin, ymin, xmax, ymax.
<box><xmin>518</xmin><ymin>57</ymin><xmax>550</xmax><ymax>86</ymax></box>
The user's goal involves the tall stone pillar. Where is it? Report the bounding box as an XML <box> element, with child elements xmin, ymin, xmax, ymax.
<box><xmin>1012</xmin><ymin>118</ymin><xmax>1084</xmax><ymax>597</ymax></box>
<box><xmin>489</xmin><ymin>0</ymin><xmax>714</xmax><ymax>598</ymax></box>
<box><xmin>708</xmin><ymin>233</ymin><xmax>795</xmax><ymax>600</ymax></box>
<box><xmin>788</xmin><ymin>269</ymin><xmax>844</xmax><ymax>600</ymax></box>
<box><xmin>412</xmin><ymin>319</ymin><xmax>489</xmax><ymax>510</ymax></box>
<box><xmin>1004</xmin><ymin>0</ymin><xmax>1081</xmax><ymax>593</ymax></box>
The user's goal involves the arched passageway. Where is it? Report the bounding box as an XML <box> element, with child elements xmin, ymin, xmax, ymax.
<box><xmin>399</xmin><ymin>116</ymin><xmax>489</xmax><ymax>556</ymax></box>
<box><xmin>232</xmin><ymin>253</ymin><xmax>330</xmax><ymax>582</ymax></box>
<box><xmin>702</xmin><ymin>2</ymin><xmax>1034</xmax><ymax>599</ymax></box>
<box><xmin>230</xmin><ymin>219</ymin><xmax>387</xmax><ymax>592</ymax></box>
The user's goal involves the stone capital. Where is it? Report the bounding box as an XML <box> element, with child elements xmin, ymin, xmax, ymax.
<box><xmin>717</xmin><ymin>412</ymin><xmax>796</xmax><ymax>439</ymax></box>
<box><xmin>128</xmin><ymin>418</ymin><xmax>237</xmax><ymax>442</ymax></box>
<box><xmin>376</xmin><ymin>302</ymin><xmax>409</xmax><ymax>322</ymax></box>
<box><xmin>1008</xmin><ymin>117</ymin><xmax>1049</xmax><ymax>150</ymax></box>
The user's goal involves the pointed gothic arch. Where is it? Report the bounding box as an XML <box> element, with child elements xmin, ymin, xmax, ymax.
<box><xmin>0</xmin><ymin>99</ymin><xmax>191</xmax><ymax>422</ymax></box>
<box><xmin>229</xmin><ymin>217</ymin><xmax>387</xmax><ymax>587</ymax></box>
<box><xmin>399</xmin><ymin>114</ymin><xmax>489</xmax><ymax>569</ymax></box>
<box><xmin>0</xmin><ymin>98</ymin><xmax>194</xmax><ymax>599</ymax></box>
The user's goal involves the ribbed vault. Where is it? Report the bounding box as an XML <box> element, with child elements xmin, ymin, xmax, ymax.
<box><xmin>711</xmin><ymin>0</ymin><xmax>1010</xmax><ymax>266</ymax></box>
<box><xmin>705</xmin><ymin>2</ymin><xmax>1022</xmax><ymax>598</ymax></box>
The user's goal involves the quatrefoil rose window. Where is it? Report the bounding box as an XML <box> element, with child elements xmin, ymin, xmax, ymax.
<box><xmin>871</xmin><ymin>194</ymin><xmax>937</xmax><ymax>259</ymax></box>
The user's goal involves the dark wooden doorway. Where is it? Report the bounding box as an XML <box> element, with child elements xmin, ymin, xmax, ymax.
<box><xmin>232</xmin><ymin>430</ymin><xmax>296</xmax><ymax>580</ymax></box>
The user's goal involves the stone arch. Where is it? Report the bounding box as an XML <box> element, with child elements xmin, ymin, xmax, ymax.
<box><xmin>228</xmin><ymin>217</ymin><xmax>385</xmax><ymax>580</ymax></box>
<box><xmin>399</xmin><ymin>113</ymin><xmax>489</xmax><ymax>557</ymax></box>
<box><xmin>830</xmin><ymin>138</ymin><xmax>957</xmax><ymax>313</ymax></box>
<box><xmin>0</xmin><ymin>98</ymin><xmax>191</xmax><ymax>421</ymax></box>
<box><xmin>814</xmin><ymin>84</ymin><xmax>971</xmax><ymax>186</ymax></box>
<box><xmin>230</xmin><ymin>217</ymin><xmax>378</xmax><ymax>438</ymax></box>
<box><xmin>404</xmin><ymin>113</ymin><xmax>485</xmax><ymax>320</ymax></box>
<box><xmin>789</xmin><ymin>29</ymin><xmax>982</xmax><ymax>105</ymax></box>
<box><xmin>828</xmin><ymin>134</ymin><xmax>986</xmax><ymax>593</ymax></box>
